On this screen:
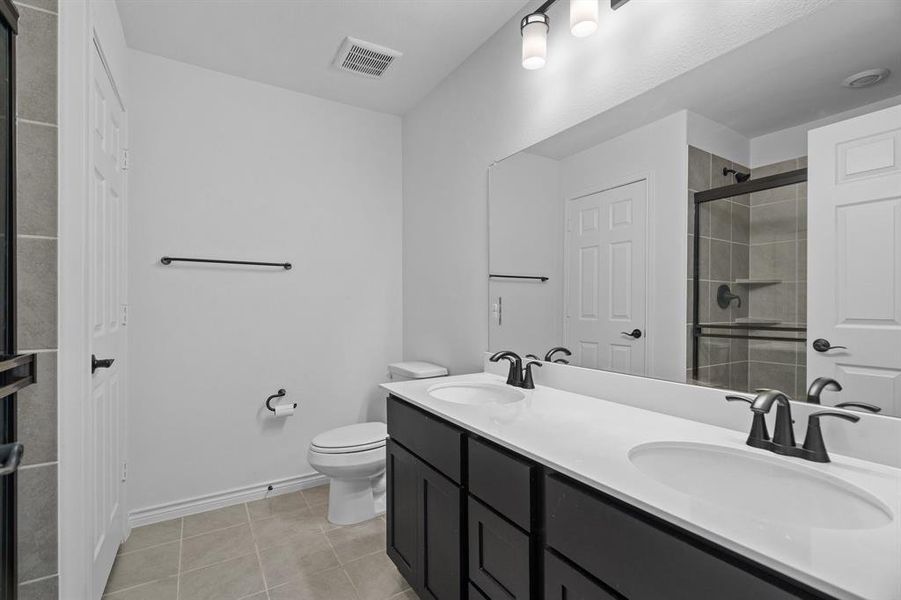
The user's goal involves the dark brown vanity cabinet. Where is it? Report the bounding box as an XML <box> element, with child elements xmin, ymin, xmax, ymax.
<box><xmin>386</xmin><ymin>395</ymin><xmax>833</xmax><ymax>600</ymax></box>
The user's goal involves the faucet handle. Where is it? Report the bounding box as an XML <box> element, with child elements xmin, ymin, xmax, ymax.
<box><xmin>801</xmin><ymin>410</ymin><xmax>860</xmax><ymax>463</ymax></box>
<box><xmin>726</xmin><ymin>395</ymin><xmax>771</xmax><ymax>447</ymax></box>
<box><xmin>523</xmin><ymin>361</ymin><xmax>542</xmax><ymax>390</ymax></box>
<box><xmin>834</xmin><ymin>401</ymin><xmax>882</xmax><ymax>413</ymax></box>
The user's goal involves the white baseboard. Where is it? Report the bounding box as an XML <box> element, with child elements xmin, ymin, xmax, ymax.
<box><xmin>128</xmin><ymin>472</ymin><xmax>329</xmax><ymax>528</ymax></box>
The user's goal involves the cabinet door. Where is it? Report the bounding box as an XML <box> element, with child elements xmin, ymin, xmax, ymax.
<box><xmin>387</xmin><ymin>439</ymin><xmax>420</xmax><ymax>585</ymax></box>
<box><xmin>544</xmin><ymin>551</ymin><xmax>617</xmax><ymax>600</ymax></box>
<box><xmin>468</xmin><ymin>498</ymin><xmax>531</xmax><ymax>600</ymax></box>
<box><xmin>419</xmin><ymin>461</ymin><xmax>463</xmax><ymax>600</ymax></box>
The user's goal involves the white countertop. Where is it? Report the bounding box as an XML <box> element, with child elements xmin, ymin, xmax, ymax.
<box><xmin>381</xmin><ymin>372</ymin><xmax>901</xmax><ymax>600</ymax></box>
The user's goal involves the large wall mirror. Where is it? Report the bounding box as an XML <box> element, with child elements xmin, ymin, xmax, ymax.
<box><xmin>488</xmin><ymin>2</ymin><xmax>901</xmax><ymax>416</ymax></box>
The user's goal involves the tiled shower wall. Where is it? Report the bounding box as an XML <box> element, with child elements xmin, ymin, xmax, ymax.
<box><xmin>687</xmin><ymin>146</ymin><xmax>750</xmax><ymax>390</ymax></box>
<box><xmin>747</xmin><ymin>157</ymin><xmax>808</xmax><ymax>400</ymax></box>
<box><xmin>15</xmin><ymin>0</ymin><xmax>58</xmax><ymax>598</ymax></box>
<box><xmin>687</xmin><ymin>147</ymin><xmax>807</xmax><ymax>398</ymax></box>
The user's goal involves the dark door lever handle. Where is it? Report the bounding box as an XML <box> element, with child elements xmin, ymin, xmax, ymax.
<box><xmin>812</xmin><ymin>338</ymin><xmax>847</xmax><ymax>353</ymax></box>
<box><xmin>92</xmin><ymin>354</ymin><xmax>115</xmax><ymax>374</ymax></box>
<box><xmin>621</xmin><ymin>329</ymin><xmax>642</xmax><ymax>339</ymax></box>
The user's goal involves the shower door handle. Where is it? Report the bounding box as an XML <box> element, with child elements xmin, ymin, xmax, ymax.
<box><xmin>0</xmin><ymin>443</ymin><xmax>23</xmax><ymax>476</ymax></box>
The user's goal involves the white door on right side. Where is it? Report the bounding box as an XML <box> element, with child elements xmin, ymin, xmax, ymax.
<box><xmin>564</xmin><ymin>179</ymin><xmax>647</xmax><ymax>375</ymax></box>
<box><xmin>808</xmin><ymin>104</ymin><xmax>901</xmax><ymax>415</ymax></box>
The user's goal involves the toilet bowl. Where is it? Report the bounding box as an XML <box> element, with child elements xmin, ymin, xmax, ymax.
<box><xmin>308</xmin><ymin>361</ymin><xmax>448</xmax><ymax>525</ymax></box>
<box><xmin>307</xmin><ymin>422</ymin><xmax>388</xmax><ymax>525</ymax></box>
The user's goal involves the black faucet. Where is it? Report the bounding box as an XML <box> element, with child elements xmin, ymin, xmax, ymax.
<box><xmin>489</xmin><ymin>351</ymin><xmax>523</xmax><ymax>388</ymax></box>
<box><xmin>806</xmin><ymin>377</ymin><xmax>842</xmax><ymax>404</ymax></box>
<box><xmin>544</xmin><ymin>346</ymin><xmax>571</xmax><ymax>363</ymax></box>
<box><xmin>523</xmin><ymin>361</ymin><xmax>542</xmax><ymax>389</ymax></box>
<box><xmin>733</xmin><ymin>389</ymin><xmax>860</xmax><ymax>463</ymax></box>
<box><xmin>806</xmin><ymin>377</ymin><xmax>881</xmax><ymax>412</ymax></box>
<box><xmin>750</xmin><ymin>390</ymin><xmax>796</xmax><ymax>453</ymax></box>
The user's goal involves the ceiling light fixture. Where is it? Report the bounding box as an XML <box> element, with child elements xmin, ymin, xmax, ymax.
<box><xmin>521</xmin><ymin>0</ymin><xmax>630</xmax><ymax>70</ymax></box>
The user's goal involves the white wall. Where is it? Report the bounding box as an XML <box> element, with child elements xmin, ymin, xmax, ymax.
<box><xmin>488</xmin><ymin>152</ymin><xmax>562</xmax><ymax>357</ymax></box>
<box><xmin>402</xmin><ymin>0</ymin><xmax>832</xmax><ymax>374</ymax></box>
<box><xmin>127</xmin><ymin>51</ymin><xmax>402</xmax><ymax>512</ymax></box>
<box><xmin>559</xmin><ymin>113</ymin><xmax>688</xmax><ymax>381</ymax></box>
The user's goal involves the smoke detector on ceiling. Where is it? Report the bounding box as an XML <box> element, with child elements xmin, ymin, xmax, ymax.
<box><xmin>842</xmin><ymin>68</ymin><xmax>891</xmax><ymax>89</ymax></box>
<box><xmin>333</xmin><ymin>37</ymin><xmax>402</xmax><ymax>79</ymax></box>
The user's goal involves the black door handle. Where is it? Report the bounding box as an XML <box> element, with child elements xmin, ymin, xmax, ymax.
<box><xmin>812</xmin><ymin>338</ymin><xmax>847</xmax><ymax>353</ymax></box>
<box><xmin>92</xmin><ymin>354</ymin><xmax>115</xmax><ymax>374</ymax></box>
<box><xmin>0</xmin><ymin>443</ymin><xmax>23</xmax><ymax>476</ymax></box>
<box><xmin>621</xmin><ymin>329</ymin><xmax>642</xmax><ymax>339</ymax></box>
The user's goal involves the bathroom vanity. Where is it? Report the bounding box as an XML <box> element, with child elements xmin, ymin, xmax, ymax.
<box><xmin>382</xmin><ymin>372</ymin><xmax>901</xmax><ymax>600</ymax></box>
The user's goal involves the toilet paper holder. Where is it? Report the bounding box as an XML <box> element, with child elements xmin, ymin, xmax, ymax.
<box><xmin>265</xmin><ymin>389</ymin><xmax>296</xmax><ymax>412</ymax></box>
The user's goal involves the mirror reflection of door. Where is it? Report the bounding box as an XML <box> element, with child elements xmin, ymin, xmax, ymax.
<box><xmin>565</xmin><ymin>180</ymin><xmax>647</xmax><ymax>374</ymax></box>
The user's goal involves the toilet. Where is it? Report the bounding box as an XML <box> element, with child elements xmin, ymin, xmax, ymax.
<box><xmin>307</xmin><ymin>361</ymin><xmax>448</xmax><ymax>525</ymax></box>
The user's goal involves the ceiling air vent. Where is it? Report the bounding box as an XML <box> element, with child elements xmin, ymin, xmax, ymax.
<box><xmin>333</xmin><ymin>37</ymin><xmax>402</xmax><ymax>79</ymax></box>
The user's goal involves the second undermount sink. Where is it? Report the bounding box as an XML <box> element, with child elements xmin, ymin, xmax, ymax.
<box><xmin>427</xmin><ymin>382</ymin><xmax>525</xmax><ymax>406</ymax></box>
<box><xmin>629</xmin><ymin>442</ymin><xmax>892</xmax><ymax>530</ymax></box>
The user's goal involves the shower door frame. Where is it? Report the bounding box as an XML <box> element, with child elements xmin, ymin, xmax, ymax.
<box><xmin>690</xmin><ymin>168</ymin><xmax>808</xmax><ymax>381</ymax></box>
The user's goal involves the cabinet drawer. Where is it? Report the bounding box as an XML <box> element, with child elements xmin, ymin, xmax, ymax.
<box><xmin>468</xmin><ymin>497</ymin><xmax>531</xmax><ymax>600</ymax></box>
<box><xmin>468</xmin><ymin>583</ymin><xmax>490</xmax><ymax>600</ymax></box>
<box><xmin>544</xmin><ymin>551</ymin><xmax>617</xmax><ymax>600</ymax></box>
<box><xmin>388</xmin><ymin>396</ymin><xmax>462</xmax><ymax>483</ymax></box>
<box><xmin>545</xmin><ymin>474</ymin><xmax>803</xmax><ymax>600</ymax></box>
<box><xmin>468</xmin><ymin>437</ymin><xmax>535</xmax><ymax>531</ymax></box>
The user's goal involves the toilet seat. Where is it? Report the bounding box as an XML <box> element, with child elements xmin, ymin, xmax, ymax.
<box><xmin>311</xmin><ymin>422</ymin><xmax>387</xmax><ymax>455</ymax></box>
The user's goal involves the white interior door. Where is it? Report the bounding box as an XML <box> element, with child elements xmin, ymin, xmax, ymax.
<box><xmin>808</xmin><ymin>104</ymin><xmax>901</xmax><ymax>415</ymax></box>
<box><xmin>565</xmin><ymin>180</ymin><xmax>647</xmax><ymax>374</ymax></box>
<box><xmin>89</xmin><ymin>42</ymin><xmax>128</xmax><ymax>594</ymax></box>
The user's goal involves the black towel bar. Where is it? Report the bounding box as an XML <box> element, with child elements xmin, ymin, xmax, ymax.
<box><xmin>161</xmin><ymin>256</ymin><xmax>292</xmax><ymax>270</ymax></box>
<box><xmin>489</xmin><ymin>274</ymin><xmax>548</xmax><ymax>282</ymax></box>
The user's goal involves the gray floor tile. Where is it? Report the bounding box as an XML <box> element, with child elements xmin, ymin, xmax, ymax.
<box><xmin>325</xmin><ymin>517</ymin><xmax>386</xmax><ymax>564</ymax></box>
<box><xmin>390</xmin><ymin>591</ymin><xmax>420</xmax><ymax>600</ymax></box>
<box><xmin>267</xmin><ymin>567</ymin><xmax>358</xmax><ymax>600</ymax></box>
<box><xmin>247</xmin><ymin>491</ymin><xmax>307</xmax><ymax>520</ymax></box>
<box><xmin>102</xmin><ymin>576</ymin><xmax>177</xmax><ymax>599</ymax></box>
<box><xmin>258</xmin><ymin>529</ymin><xmax>338</xmax><ymax>587</ymax></box>
<box><xmin>251</xmin><ymin>508</ymin><xmax>327</xmax><ymax>550</ymax></box>
<box><xmin>180</xmin><ymin>523</ymin><xmax>255</xmax><ymax>572</ymax></box>
<box><xmin>105</xmin><ymin>541</ymin><xmax>179</xmax><ymax>593</ymax></box>
<box><xmin>344</xmin><ymin>552</ymin><xmax>409</xmax><ymax>600</ymax></box>
<box><xmin>183</xmin><ymin>503</ymin><xmax>248</xmax><ymax>538</ymax></box>
<box><xmin>302</xmin><ymin>484</ymin><xmax>330</xmax><ymax>508</ymax></box>
<box><xmin>119</xmin><ymin>519</ymin><xmax>181</xmax><ymax>554</ymax></box>
<box><xmin>179</xmin><ymin>554</ymin><xmax>264</xmax><ymax>600</ymax></box>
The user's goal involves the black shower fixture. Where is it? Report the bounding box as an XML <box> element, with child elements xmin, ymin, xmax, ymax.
<box><xmin>723</xmin><ymin>167</ymin><xmax>751</xmax><ymax>183</ymax></box>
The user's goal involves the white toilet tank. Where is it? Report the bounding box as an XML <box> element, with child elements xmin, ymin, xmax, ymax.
<box><xmin>388</xmin><ymin>361</ymin><xmax>448</xmax><ymax>381</ymax></box>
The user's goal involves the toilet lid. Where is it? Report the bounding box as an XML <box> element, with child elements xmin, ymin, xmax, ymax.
<box><xmin>311</xmin><ymin>422</ymin><xmax>388</xmax><ymax>454</ymax></box>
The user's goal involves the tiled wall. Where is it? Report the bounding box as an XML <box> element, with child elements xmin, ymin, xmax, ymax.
<box><xmin>687</xmin><ymin>146</ymin><xmax>750</xmax><ymax>390</ymax></box>
<box><xmin>687</xmin><ymin>146</ymin><xmax>807</xmax><ymax>398</ymax></box>
<box><xmin>14</xmin><ymin>0</ymin><xmax>58</xmax><ymax>597</ymax></box>
<box><xmin>747</xmin><ymin>157</ymin><xmax>807</xmax><ymax>400</ymax></box>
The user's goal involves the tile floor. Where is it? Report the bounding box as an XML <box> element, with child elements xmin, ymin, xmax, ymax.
<box><xmin>103</xmin><ymin>484</ymin><xmax>418</xmax><ymax>600</ymax></box>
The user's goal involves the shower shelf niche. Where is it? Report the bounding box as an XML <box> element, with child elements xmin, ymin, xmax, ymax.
<box><xmin>733</xmin><ymin>279</ymin><xmax>782</xmax><ymax>285</ymax></box>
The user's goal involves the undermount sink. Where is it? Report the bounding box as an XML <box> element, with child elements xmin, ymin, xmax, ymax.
<box><xmin>629</xmin><ymin>442</ymin><xmax>892</xmax><ymax>530</ymax></box>
<box><xmin>427</xmin><ymin>382</ymin><xmax>525</xmax><ymax>406</ymax></box>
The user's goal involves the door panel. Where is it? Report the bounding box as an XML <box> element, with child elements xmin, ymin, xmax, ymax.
<box><xmin>808</xmin><ymin>106</ymin><xmax>901</xmax><ymax>415</ymax></box>
<box><xmin>420</xmin><ymin>461</ymin><xmax>461</xmax><ymax>600</ymax></box>
<box><xmin>566</xmin><ymin>180</ymin><xmax>647</xmax><ymax>375</ymax></box>
<box><xmin>387</xmin><ymin>440</ymin><xmax>419</xmax><ymax>586</ymax></box>
<box><xmin>89</xmin><ymin>43</ymin><xmax>128</xmax><ymax>594</ymax></box>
